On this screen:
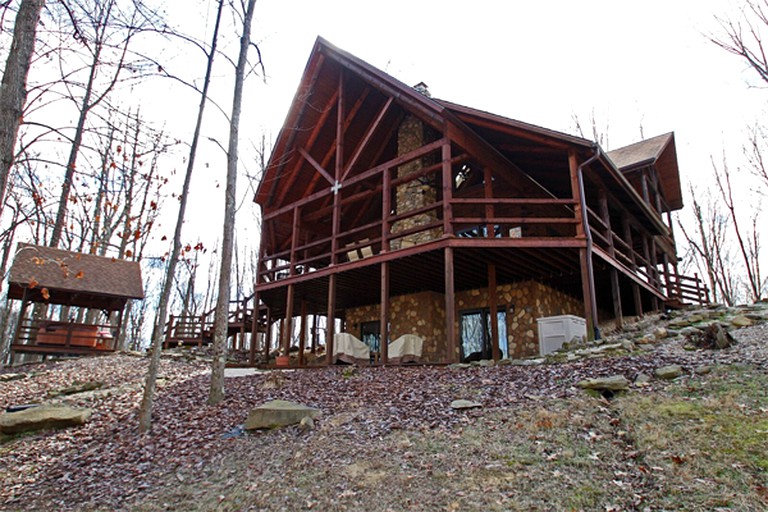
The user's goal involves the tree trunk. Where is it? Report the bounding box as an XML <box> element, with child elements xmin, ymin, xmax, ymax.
<box><xmin>0</xmin><ymin>0</ymin><xmax>44</xmax><ymax>213</ymax></box>
<box><xmin>208</xmin><ymin>0</ymin><xmax>257</xmax><ymax>405</ymax></box>
<box><xmin>138</xmin><ymin>0</ymin><xmax>225</xmax><ymax>434</ymax></box>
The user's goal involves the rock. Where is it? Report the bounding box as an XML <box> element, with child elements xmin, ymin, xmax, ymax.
<box><xmin>450</xmin><ymin>399</ymin><xmax>482</xmax><ymax>410</ymax></box>
<box><xmin>577</xmin><ymin>375</ymin><xmax>630</xmax><ymax>391</ymax></box>
<box><xmin>680</xmin><ymin>327</ymin><xmax>701</xmax><ymax>337</ymax></box>
<box><xmin>634</xmin><ymin>373</ymin><xmax>652</xmax><ymax>386</ymax></box>
<box><xmin>620</xmin><ymin>340</ymin><xmax>635</xmax><ymax>351</ymax></box>
<box><xmin>0</xmin><ymin>405</ymin><xmax>92</xmax><ymax>435</ymax></box>
<box><xmin>448</xmin><ymin>363</ymin><xmax>471</xmax><ymax>370</ymax></box>
<box><xmin>730</xmin><ymin>315</ymin><xmax>753</xmax><ymax>328</ymax></box>
<box><xmin>48</xmin><ymin>381</ymin><xmax>103</xmax><ymax>398</ymax></box>
<box><xmin>299</xmin><ymin>416</ymin><xmax>315</xmax><ymax>431</ymax></box>
<box><xmin>471</xmin><ymin>359</ymin><xmax>494</xmax><ymax>367</ymax></box>
<box><xmin>715</xmin><ymin>325</ymin><xmax>736</xmax><ymax>349</ymax></box>
<box><xmin>244</xmin><ymin>400</ymin><xmax>321</xmax><ymax>430</ymax></box>
<box><xmin>496</xmin><ymin>358</ymin><xmax>512</xmax><ymax>366</ymax></box>
<box><xmin>0</xmin><ymin>373</ymin><xmax>26</xmax><ymax>382</ymax></box>
<box><xmin>653</xmin><ymin>327</ymin><xmax>669</xmax><ymax>340</ymax></box>
<box><xmin>694</xmin><ymin>365</ymin><xmax>713</xmax><ymax>375</ymax></box>
<box><xmin>655</xmin><ymin>365</ymin><xmax>683</xmax><ymax>380</ymax></box>
<box><xmin>636</xmin><ymin>343</ymin><xmax>655</xmax><ymax>351</ymax></box>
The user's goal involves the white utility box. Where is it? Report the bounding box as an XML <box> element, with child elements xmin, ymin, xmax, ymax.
<box><xmin>537</xmin><ymin>315</ymin><xmax>587</xmax><ymax>355</ymax></box>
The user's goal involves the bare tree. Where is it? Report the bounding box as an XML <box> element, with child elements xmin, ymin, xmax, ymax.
<box><xmin>48</xmin><ymin>0</ymin><xmax>159</xmax><ymax>247</ymax></box>
<box><xmin>712</xmin><ymin>0</ymin><xmax>768</xmax><ymax>85</ymax></box>
<box><xmin>209</xmin><ymin>0</ymin><xmax>258</xmax><ymax>405</ymax></box>
<box><xmin>138</xmin><ymin>0</ymin><xmax>224</xmax><ymax>434</ymax></box>
<box><xmin>711</xmin><ymin>154</ymin><xmax>764</xmax><ymax>301</ymax></box>
<box><xmin>678</xmin><ymin>184</ymin><xmax>737</xmax><ymax>305</ymax></box>
<box><xmin>0</xmin><ymin>0</ymin><xmax>45</xmax><ymax>215</ymax></box>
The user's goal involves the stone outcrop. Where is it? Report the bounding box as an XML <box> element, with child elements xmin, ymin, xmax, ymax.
<box><xmin>654</xmin><ymin>365</ymin><xmax>684</xmax><ymax>380</ymax></box>
<box><xmin>244</xmin><ymin>400</ymin><xmax>321</xmax><ymax>430</ymax></box>
<box><xmin>577</xmin><ymin>375</ymin><xmax>630</xmax><ymax>392</ymax></box>
<box><xmin>0</xmin><ymin>405</ymin><xmax>92</xmax><ymax>435</ymax></box>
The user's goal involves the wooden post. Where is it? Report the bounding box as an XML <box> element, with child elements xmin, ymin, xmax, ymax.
<box><xmin>290</xmin><ymin>206</ymin><xmax>300</xmax><ymax>275</ymax></box>
<box><xmin>441</xmin><ymin>141</ymin><xmax>454</xmax><ymax>236</ymax></box>
<box><xmin>484</xmin><ymin>167</ymin><xmax>495</xmax><ymax>238</ymax></box>
<box><xmin>311</xmin><ymin>314</ymin><xmax>318</xmax><ymax>353</ymax></box>
<box><xmin>249</xmin><ymin>291</ymin><xmax>259</xmax><ymax>365</ymax></box>
<box><xmin>382</xmin><ymin>166</ymin><xmax>391</xmax><ymax>252</ymax></box>
<box><xmin>445</xmin><ymin>246</ymin><xmax>457</xmax><ymax>362</ymax></box>
<box><xmin>164</xmin><ymin>314</ymin><xmax>174</xmax><ymax>349</ymax></box>
<box><xmin>298</xmin><ymin>299</ymin><xmax>307</xmax><ymax>366</ymax></box>
<box><xmin>283</xmin><ymin>284</ymin><xmax>295</xmax><ymax>357</ymax></box>
<box><xmin>12</xmin><ymin>290</ymin><xmax>30</xmax><ymax>351</ymax></box>
<box><xmin>599</xmin><ymin>190</ymin><xmax>623</xmax><ymax>328</ymax></box>
<box><xmin>488</xmin><ymin>263</ymin><xmax>500</xmax><ymax>361</ymax></box>
<box><xmin>263</xmin><ymin>308</ymin><xmax>272</xmax><ymax>361</ymax></box>
<box><xmin>380</xmin><ymin>261</ymin><xmax>390</xmax><ymax>365</ymax></box>
<box><xmin>325</xmin><ymin>274</ymin><xmax>336</xmax><ymax>365</ymax></box>
<box><xmin>622</xmin><ymin>217</ymin><xmax>643</xmax><ymax>317</ymax></box>
<box><xmin>569</xmin><ymin>150</ymin><xmax>598</xmax><ymax>339</ymax></box>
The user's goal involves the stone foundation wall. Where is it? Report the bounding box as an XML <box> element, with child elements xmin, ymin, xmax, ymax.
<box><xmin>345</xmin><ymin>291</ymin><xmax>447</xmax><ymax>363</ymax></box>
<box><xmin>455</xmin><ymin>280</ymin><xmax>583</xmax><ymax>359</ymax></box>
<box><xmin>344</xmin><ymin>281</ymin><xmax>583</xmax><ymax>363</ymax></box>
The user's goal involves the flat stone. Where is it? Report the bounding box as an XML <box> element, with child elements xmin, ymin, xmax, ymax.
<box><xmin>0</xmin><ymin>373</ymin><xmax>26</xmax><ymax>382</ymax></box>
<box><xmin>448</xmin><ymin>363</ymin><xmax>471</xmax><ymax>369</ymax></box>
<box><xmin>730</xmin><ymin>315</ymin><xmax>753</xmax><ymax>328</ymax></box>
<box><xmin>653</xmin><ymin>327</ymin><xmax>669</xmax><ymax>340</ymax></box>
<box><xmin>224</xmin><ymin>368</ymin><xmax>266</xmax><ymax>378</ymax></box>
<box><xmin>577</xmin><ymin>375</ymin><xmax>630</xmax><ymax>391</ymax></box>
<box><xmin>655</xmin><ymin>365</ymin><xmax>683</xmax><ymax>380</ymax></box>
<box><xmin>244</xmin><ymin>400</ymin><xmax>321</xmax><ymax>430</ymax></box>
<box><xmin>694</xmin><ymin>365</ymin><xmax>713</xmax><ymax>375</ymax></box>
<box><xmin>0</xmin><ymin>405</ymin><xmax>92</xmax><ymax>435</ymax></box>
<box><xmin>49</xmin><ymin>381</ymin><xmax>103</xmax><ymax>397</ymax></box>
<box><xmin>450</xmin><ymin>399</ymin><xmax>482</xmax><ymax>410</ymax></box>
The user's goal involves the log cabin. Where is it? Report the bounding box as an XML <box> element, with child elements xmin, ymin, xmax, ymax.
<box><xmin>251</xmin><ymin>37</ymin><xmax>707</xmax><ymax>366</ymax></box>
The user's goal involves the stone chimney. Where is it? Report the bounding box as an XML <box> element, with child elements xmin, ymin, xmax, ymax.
<box><xmin>390</xmin><ymin>115</ymin><xmax>442</xmax><ymax>248</ymax></box>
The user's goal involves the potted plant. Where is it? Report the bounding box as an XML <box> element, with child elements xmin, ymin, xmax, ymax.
<box><xmin>275</xmin><ymin>350</ymin><xmax>290</xmax><ymax>367</ymax></box>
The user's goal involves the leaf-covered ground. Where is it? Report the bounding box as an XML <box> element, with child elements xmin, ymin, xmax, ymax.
<box><xmin>1</xmin><ymin>319</ymin><xmax>767</xmax><ymax>511</ymax></box>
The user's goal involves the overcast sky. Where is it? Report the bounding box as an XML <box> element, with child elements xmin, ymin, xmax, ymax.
<box><xmin>147</xmin><ymin>0</ymin><xmax>765</xmax><ymax>284</ymax></box>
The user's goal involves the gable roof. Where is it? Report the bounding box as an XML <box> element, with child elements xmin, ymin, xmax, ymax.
<box><xmin>7</xmin><ymin>243</ymin><xmax>144</xmax><ymax>310</ymax></box>
<box><xmin>607</xmin><ymin>132</ymin><xmax>683</xmax><ymax>210</ymax></box>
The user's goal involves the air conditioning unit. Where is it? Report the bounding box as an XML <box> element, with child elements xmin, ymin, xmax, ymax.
<box><xmin>537</xmin><ymin>315</ymin><xmax>587</xmax><ymax>355</ymax></box>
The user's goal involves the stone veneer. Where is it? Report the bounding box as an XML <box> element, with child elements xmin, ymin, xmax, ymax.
<box><xmin>344</xmin><ymin>280</ymin><xmax>583</xmax><ymax>363</ymax></box>
<box><xmin>390</xmin><ymin>115</ymin><xmax>442</xmax><ymax>249</ymax></box>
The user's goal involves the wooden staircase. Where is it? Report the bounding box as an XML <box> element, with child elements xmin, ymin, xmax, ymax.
<box><xmin>163</xmin><ymin>294</ymin><xmax>267</xmax><ymax>350</ymax></box>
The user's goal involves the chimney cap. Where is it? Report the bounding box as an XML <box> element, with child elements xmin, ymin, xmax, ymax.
<box><xmin>413</xmin><ymin>82</ymin><xmax>431</xmax><ymax>97</ymax></box>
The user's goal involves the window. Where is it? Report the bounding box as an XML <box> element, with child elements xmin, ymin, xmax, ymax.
<box><xmin>459</xmin><ymin>307</ymin><xmax>509</xmax><ymax>362</ymax></box>
<box><xmin>360</xmin><ymin>321</ymin><xmax>380</xmax><ymax>353</ymax></box>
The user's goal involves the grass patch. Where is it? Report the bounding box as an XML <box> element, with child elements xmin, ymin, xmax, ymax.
<box><xmin>616</xmin><ymin>364</ymin><xmax>768</xmax><ymax>510</ymax></box>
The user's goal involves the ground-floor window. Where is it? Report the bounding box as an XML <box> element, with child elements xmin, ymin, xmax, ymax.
<box><xmin>460</xmin><ymin>307</ymin><xmax>509</xmax><ymax>362</ymax></box>
<box><xmin>360</xmin><ymin>321</ymin><xmax>380</xmax><ymax>353</ymax></box>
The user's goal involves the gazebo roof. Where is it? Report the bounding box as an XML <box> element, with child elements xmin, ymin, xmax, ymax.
<box><xmin>7</xmin><ymin>243</ymin><xmax>144</xmax><ymax>310</ymax></box>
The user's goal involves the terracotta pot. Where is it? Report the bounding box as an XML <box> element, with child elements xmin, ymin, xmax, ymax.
<box><xmin>275</xmin><ymin>355</ymin><xmax>290</xmax><ymax>367</ymax></box>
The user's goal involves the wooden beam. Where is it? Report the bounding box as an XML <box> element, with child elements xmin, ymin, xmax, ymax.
<box><xmin>299</xmin><ymin>148</ymin><xmax>335</xmax><ymax>186</ymax></box>
<box><xmin>445</xmin><ymin>246</ymin><xmax>457</xmax><ymax>363</ymax></box>
<box><xmin>298</xmin><ymin>299</ymin><xmax>307</xmax><ymax>366</ymax></box>
<box><xmin>325</xmin><ymin>274</ymin><xmax>336</xmax><ymax>365</ymax></box>
<box><xmin>569</xmin><ymin>149</ymin><xmax>598</xmax><ymax>339</ymax></box>
<box><xmin>441</xmin><ymin>140</ymin><xmax>454</xmax><ymax>235</ymax></box>
<box><xmin>282</xmin><ymin>284</ymin><xmax>295</xmax><ymax>357</ymax></box>
<box><xmin>342</xmin><ymin>97</ymin><xmax>394</xmax><ymax>181</ymax></box>
<box><xmin>610</xmin><ymin>268</ymin><xmax>623</xmax><ymax>329</ymax></box>
<box><xmin>263</xmin><ymin>308</ymin><xmax>272</xmax><ymax>361</ymax></box>
<box><xmin>249</xmin><ymin>289</ymin><xmax>259</xmax><ymax>365</ymax></box>
<box><xmin>380</xmin><ymin>261</ymin><xmax>389</xmax><ymax>364</ymax></box>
